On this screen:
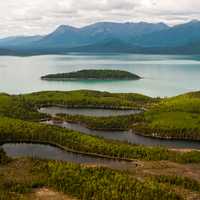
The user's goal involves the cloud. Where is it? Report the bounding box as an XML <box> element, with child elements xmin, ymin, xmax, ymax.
<box><xmin>0</xmin><ymin>0</ymin><xmax>200</xmax><ymax>37</ymax></box>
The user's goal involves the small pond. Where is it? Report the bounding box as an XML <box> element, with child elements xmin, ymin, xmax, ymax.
<box><xmin>1</xmin><ymin>143</ymin><xmax>136</xmax><ymax>170</ymax></box>
<box><xmin>39</xmin><ymin>106</ymin><xmax>141</xmax><ymax>117</ymax></box>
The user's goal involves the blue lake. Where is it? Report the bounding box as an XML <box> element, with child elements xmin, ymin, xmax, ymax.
<box><xmin>0</xmin><ymin>53</ymin><xmax>200</xmax><ymax>97</ymax></box>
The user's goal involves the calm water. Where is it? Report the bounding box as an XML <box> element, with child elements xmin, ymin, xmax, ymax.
<box><xmin>0</xmin><ymin>54</ymin><xmax>200</xmax><ymax>97</ymax></box>
<box><xmin>39</xmin><ymin>107</ymin><xmax>141</xmax><ymax>117</ymax></box>
<box><xmin>1</xmin><ymin>143</ymin><xmax>136</xmax><ymax>170</ymax></box>
<box><xmin>45</xmin><ymin>120</ymin><xmax>200</xmax><ymax>149</ymax></box>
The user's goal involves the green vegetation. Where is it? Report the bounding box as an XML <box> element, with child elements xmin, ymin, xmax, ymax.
<box><xmin>149</xmin><ymin>175</ymin><xmax>200</xmax><ymax>193</ymax></box>
<box><xmin>132</xmin><ymin>92</ymin><xmax>200</xmax><ymax>141</ymax></box>
<box><xmin>0</xmin><ymin>93</ymin><xmax>46</xmax><ymax>121</ymax></box>
<box><xmin>41</xmin><ymin>69</ymin><xmax>141</xmax><ymax>81</ymax></box>
<box><xmin>133</xmin><ymin>111</ymin><xmax>200</xmax><ymax>140</ymax></box>
<box><xmin>0</xmin><ymin>159</ymin><xmax>185</xmax><ymax>200</ymax></box>
<box><xmin>57</xmin><ymin>113</ymin><xmax>144</xmax><ymax>131</ymax></box>
<box><xmin>39</xmin><ymin>161</ymin><xmax>181</xmax><ymax>200</ymax></box>
<box><xmin>23</xmin><ymin>90</ymin><xmax>153</xmax><ymax>110</ymax></box>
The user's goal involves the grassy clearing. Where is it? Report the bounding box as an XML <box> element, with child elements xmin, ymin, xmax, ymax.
<box><xmin>133</xmin><ymin>92</ymin><xmax>200</xmax><ymax>140</ymax></box>
<box><xmin>133</xmin><ymin>111</ymin><xmax>200</xmax><ymax>140</ymax></box>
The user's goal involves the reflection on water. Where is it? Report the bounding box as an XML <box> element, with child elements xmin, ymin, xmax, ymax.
<box><xmin>45</xmin><ymin>120</ymin><xmax>200</xmax><ymax>149</ymax></box>
<box><xmin>39</xmin><ymin>106</ymin><xmax>141</xmax><ymax>117</ymax></box>
<box><xmin>1</xmin><ymin>143</ymin><xmax>136</xmax><ymax>170</ymax></box>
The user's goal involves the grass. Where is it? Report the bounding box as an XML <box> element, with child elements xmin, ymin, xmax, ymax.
<box><xmin>133</xmin><ymin>92</ymin><xmax>200</xmax><ymax>140</ymax></box>
<box><xmin>149</xmin><ymin>175</ymin><xmax>200</xmax><ymax>192</ymax></box>
<box><xmin>23</xmin><ymin>90</ymin><xmax>154</xmax><ymax>110</ymax></box>
<box><xmin>133</xmin><ymin>111</ymin><xmax>200</xmax><ymax>140</ymax></box>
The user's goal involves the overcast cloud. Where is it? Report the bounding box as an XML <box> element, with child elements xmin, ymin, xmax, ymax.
<box><xmin>0</xmin><ymin>0</ymin><xmax>200</xmax><ymax>37</ymax></box>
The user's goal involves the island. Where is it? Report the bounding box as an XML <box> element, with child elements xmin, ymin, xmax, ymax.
<box><xmin>41</xmin><ymin>69</ymin><xmax>141</xmax><ymax>81</ymax></box>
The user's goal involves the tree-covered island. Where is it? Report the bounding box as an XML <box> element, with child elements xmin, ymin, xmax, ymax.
<box><xmin>41</xmin><ymin>69</ymin><xmax>141</xmax><ymax>81</ymax></box>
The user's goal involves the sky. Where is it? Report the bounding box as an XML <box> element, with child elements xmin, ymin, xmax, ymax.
<box><xmin>0</xmin><ymin>0</ymin><xmax>200</xmax><ymax>37</ymax></box>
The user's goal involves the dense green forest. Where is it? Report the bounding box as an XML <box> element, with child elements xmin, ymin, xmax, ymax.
<box><xmin>41</xmin><ymin>69</ymin><xmax>141</xmax><ymax>80</ymax></box>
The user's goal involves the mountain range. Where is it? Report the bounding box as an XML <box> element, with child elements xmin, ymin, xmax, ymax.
<box><xmin>0</xmin><ymin>20</ymin><xmax>200</xmax><ymax>55</ymax></box>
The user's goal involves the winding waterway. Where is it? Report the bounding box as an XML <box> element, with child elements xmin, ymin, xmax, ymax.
<box><xmin>1</xmin><ymin>143</ymin><xmax>136</xmax><ymax>170</ymax></box>
<box><xmin>45</xmin><ymin>120</ymin><xmax>200</xmax><ymax>149</ymax></box>
<box><xmin>39</xmin><ymin>106</ymin><xmax>200</xmax><ymax>149</ymax></box>
<box><xmin>40</xmin><ymin>106</ymin><xmax>200</xmax><ymax>149</ymax></box>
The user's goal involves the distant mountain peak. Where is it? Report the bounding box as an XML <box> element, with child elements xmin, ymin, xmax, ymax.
<box><xmin>54</xmin><ymin>25</ymin><xmax>78</xmax><ymax>34</ymax></box>
<box><xmin>0</xmin><ymin>20</ymin><xmax>200</xmax><ymax>55</ymax></box>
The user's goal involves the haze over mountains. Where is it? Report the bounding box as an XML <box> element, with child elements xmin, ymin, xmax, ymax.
<box><xmin>0</xmin><ymin>20</ymin><xmax>200</xmax><ymax>55</ymax></box>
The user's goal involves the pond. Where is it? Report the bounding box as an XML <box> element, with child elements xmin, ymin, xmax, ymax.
<box><xmin>39</xmin><ymin>106</ymin><xmax>141</xmax><ymax>117</ymax></box>
<box><xmin>1</xmin><ymin>143</ymin><xmax>136</xmax><ymax>170</ymax></box>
